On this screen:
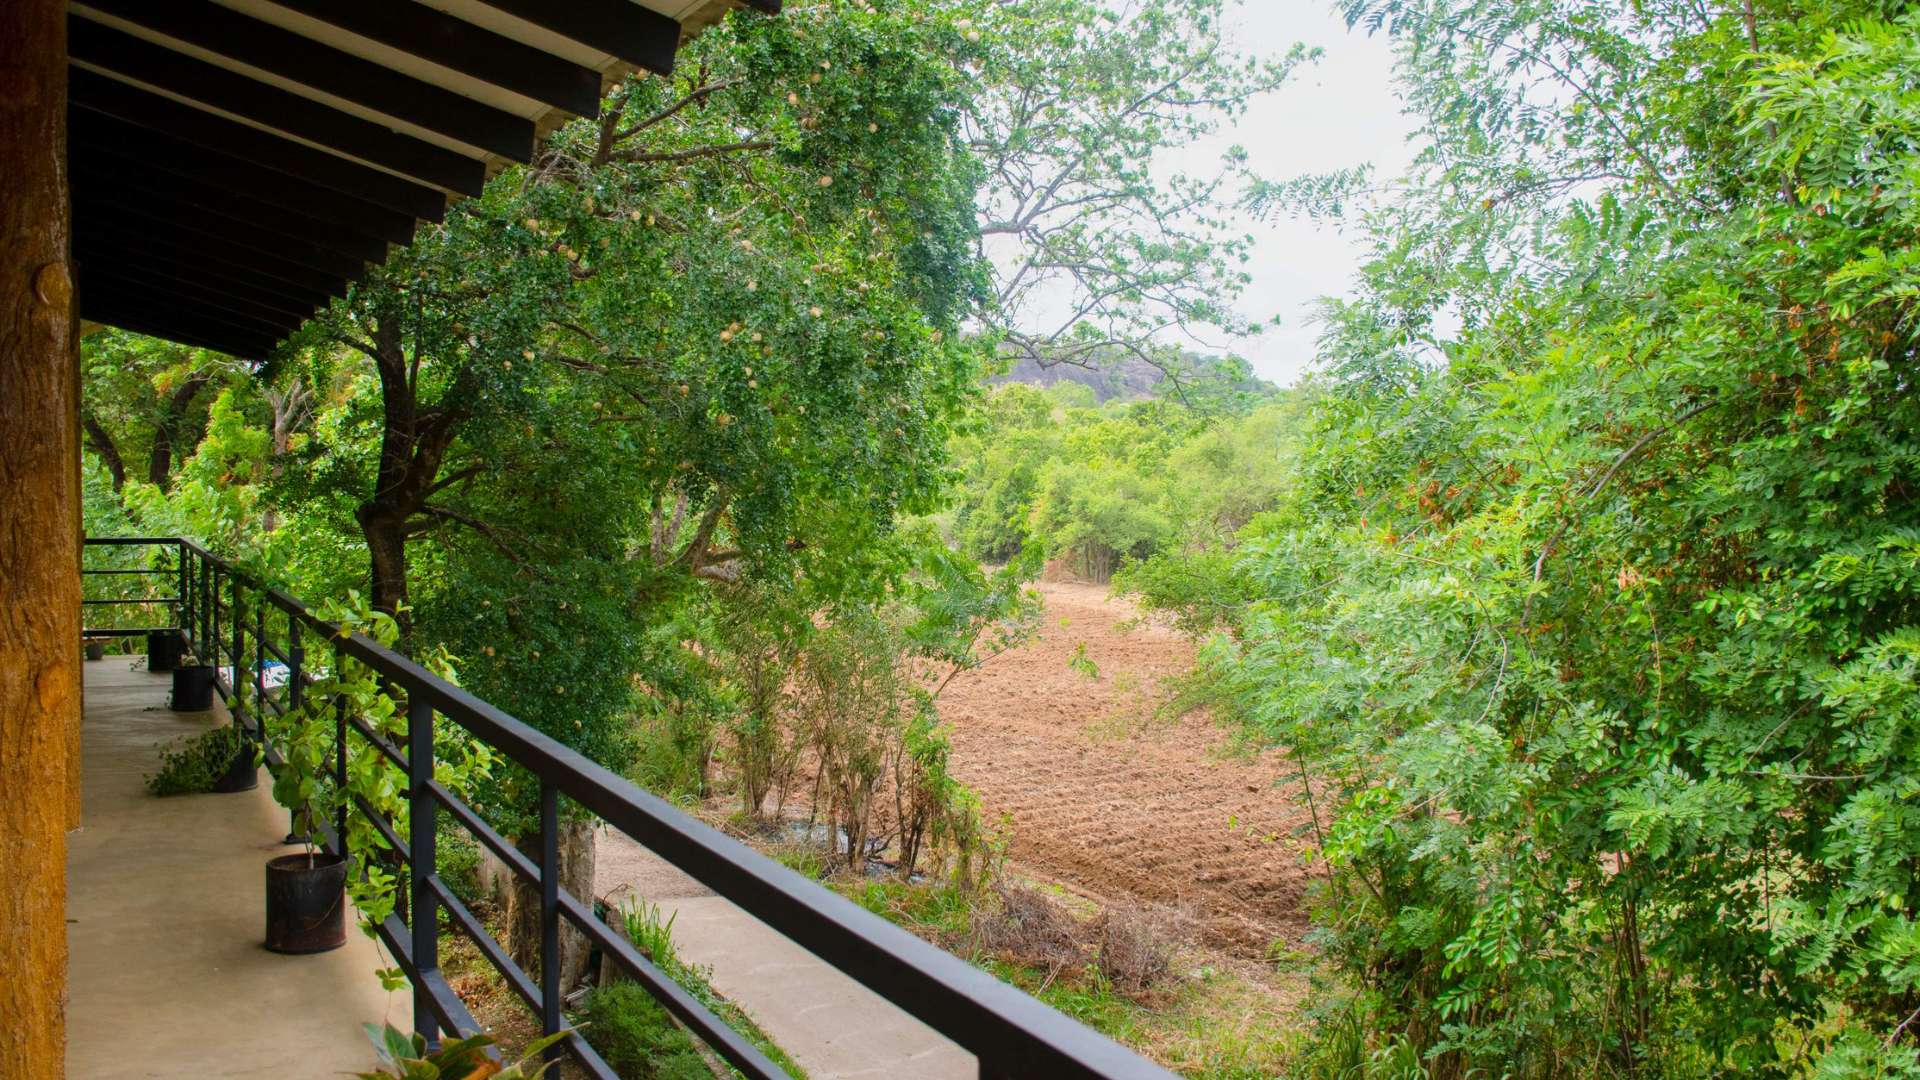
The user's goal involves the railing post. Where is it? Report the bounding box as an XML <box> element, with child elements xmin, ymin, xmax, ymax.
<box><xmin>287</xmin><ymin>618</ymin><xmax>303</xmax><ymax>713</ymax></box>
<box><xmin>540</xmin><ymin>780</ymin><xmax>561</xmax><ymax>1060</ymax></box>
<box><xmin>231</xmin><ymin>572</ymin><xmax>245</xmax><ymax>726</ymax></box>
<box><xmin>202</xmin><ymin>553</ymin><xmax>212</xmax><ymax>658</ymax></box>
<box><xmin>208</xmin><ymin>561</ymin><xmax>219</xmax><ymax>674</ymax></box>
<box><xmin>408</xmin><ymin>695</ymin><xmax>438</xmax><ymax>1047</ymax></box>
<box><xmin>334</xmin><ymin>640</ymin><xmax>348</xmax><ymax>866</ymax></box>
<box><xmin>285</xmin><ymin>616</ymin><xmax>307</xmax><ymax>845</ymax></box>
<box><xmin>255</xmin><ymin>592</ymin><xmax>267</xmax><ymax>714</ymax></box>
<box><xmin>177</xmin><ymin>541</ymin><xmax>189</xmax><ymax>642</ymax></box>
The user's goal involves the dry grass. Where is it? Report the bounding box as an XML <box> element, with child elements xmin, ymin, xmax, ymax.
<box><xmin>1092</xmin><ymin>901</ymin><xmax>1194</xmax><ymax>994</ymax></box>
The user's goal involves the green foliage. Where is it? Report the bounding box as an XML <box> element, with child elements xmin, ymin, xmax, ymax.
<box><xmin>269</xmin><ymin>595</ymin><xmax>496</xmax><ymax>931</ymax></box>
<box><xmin>355</xmin><ymin>1021</ymin><xmax>564</xmax><ymax>1080</ymax></box>
<box><xmin>962</xmin><ymin>0</ymin><xmax>1308</xmax><ymax>383</ymax></box>
<box><xmin>1130</xmin><ymin>2</ymin><xmax>1920</xmax><ymax>1074</ymax></box>
<box><xmin>144</xmin><ymin>724</ymin><xmax>248</xmax><ymax>797</ymax></box>
<box><xmin>945</xmin><ymin>383</ymin><xmax>1297</xmax><ymax>583</ymax></box>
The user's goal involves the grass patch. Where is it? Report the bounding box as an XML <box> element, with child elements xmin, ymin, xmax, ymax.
<box><xmin>439</xmin><ymin>896</ymin><xmax>805</xmax><ymax>1080</ymax></box>
<box><xmin>601</xmin><ymin>897</ymin><xmax>809</xmax><ymax>1080</ymax></box>
<box><xmin>817</xmin><ymin>871</ymin><xmax>1309</xmax><ymax>1079</ymax></box>
<box><xmin>981</xmin><ymin>956</ymin><xmax>1304</xmax><ymax>1079</ymax></box>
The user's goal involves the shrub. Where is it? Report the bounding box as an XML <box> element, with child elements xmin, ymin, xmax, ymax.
<box><xmin>145</xmin><ymin>724</ymin><xmax>247</xmax><ymax>796</ymax></box>
<box><xmin>437</xmin><ymin>826</ymin><xmax>485</xmax><ymax>908</ymax></box>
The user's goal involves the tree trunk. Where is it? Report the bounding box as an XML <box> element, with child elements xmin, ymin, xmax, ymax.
<box><xmin>356</xmin><ymin>505</ymin><xmax>411</xmax><ymax>622</ymax></box>
<box><xmin>0</xmin><ymin>2</ymin><xmax>77</xmax><ymax>1072</ymax></box>
<box><xmin>352</xmin><ymin>311</ymin><xmax>460</xmax><ymax>629</ymax></box>
<box><xmin>506</xmin><ymin>819</ymin><xmax>596</xmax><ymax>994</ymax></box>
<box><xmin>81</xmin><ymin>410</ymin><xmax>124</xmax><ymax>491</ymax></box>
<box><xmin>145</xmin><ymin>369</ymin><xmax>209</xmax><ymax>490</ymax></box>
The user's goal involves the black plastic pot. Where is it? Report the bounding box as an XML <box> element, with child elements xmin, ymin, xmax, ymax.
<box><xmin>212</xmin><ymin>739</ymin><xmax>257</xmax><ymax>793</ymax></box>
<box><xmin>147</xmin><ymin>630</ymin><xmax>185</xmax><ymax>673</ymax></box>
<box><xmin>85</xmin><ymin>640</ymin><xmax>105</xmax><ymax>661</ymax></box>
<box><xmin>265</xmin><ymin>851</ymin><xmax>348</xmax><ymax>954</ymax></box>
<box><xmin>170</xmin><ymin>664</ymin><xmax>215</xmax><ymax>712</ymax></box>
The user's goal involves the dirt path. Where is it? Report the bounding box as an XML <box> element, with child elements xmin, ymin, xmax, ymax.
<box><xmin>938</xmin><ymin>581</ymin><xmax>1314</xmax><ymax>954</ymax></box>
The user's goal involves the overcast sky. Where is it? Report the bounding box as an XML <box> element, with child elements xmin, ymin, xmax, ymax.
<box><xmin>1177</xmin><ymin>1</ymin><xmax>1415</xmax><ymax>386</ymax></box>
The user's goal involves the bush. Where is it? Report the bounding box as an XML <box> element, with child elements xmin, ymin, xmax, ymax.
<box><xmin>145</xmin><ymin>724</ymin><xmax>247</xmax><ymax>796</ymax></box>
<box><xmin>574</xmin><ymin>983</ymin><xmax>710</xmax><ymax>1080</ymax></box>
<box><xmin>437</xmin><ymin>826</ymin><xmax>485</xmax><ymax>908</ymax></box>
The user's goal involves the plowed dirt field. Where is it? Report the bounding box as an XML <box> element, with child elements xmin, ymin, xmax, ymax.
<box><xmin>938</xmin><ymin>581</ymin><xmax>1315</xmax><ymax>955</ymax></box>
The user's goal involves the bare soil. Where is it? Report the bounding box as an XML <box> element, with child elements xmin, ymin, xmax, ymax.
<box><xmin>937</xmin><ymin>581</ymin><xmax>1316</xmax><ymax>955</ymax></box>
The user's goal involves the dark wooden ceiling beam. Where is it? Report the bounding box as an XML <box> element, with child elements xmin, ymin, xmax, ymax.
<box><xmin>264</xmin><ymin>0</ymin><xmax>603</xmax><ymax>116</ymax></box>
<box><xmin>71</xmin><ymin>156</ymin><xmax>390</xmax><ymax>264</ymax></box>
<box><xmin>78</xmin><ymin>264</ymin><xmax>316</xmax><ymax>327</ymax></box>
<box><xmin>81</xmin><ymin>299</ymin><xmax>281</xmax><ymax>359</ymax></box>
<box><xmin>82</xmin><ymin>244</ymin><xmax>335</xmax><ymax>312</ymax></box>
<box><xmin>69</xmin><ymin>68</ymin><xmax>444</xmax><ymax>225</ymax></box>
<box><xmin>83</xmin><ymin>279</ymin><xmax>302</xmax><ymax>339</ymax></box>
<box><xmin>470</xmin><ymin>0</ymin><xmax>679</xmax><ymax>76</ymax></box>
<box><xmin>85</xmin><ymin>315</ymin><xmax>267</xmax><ymax>360</ymax></box>
<box><xmin>74</xmin><ymin>0</ymin><xmax>536</xmax><ymax>161</ymax></box>
<box><xmin>75</xmin><ymin>217</ymin><xmax>353</xmax><ymax>298</ymax></box>
<box><xmin>69</xmin><ymin>16</ymin><xmax>486</xmax><ymax>195</ymax></box>
<box><xmin>81</xmin><ymin>198</ymin><xmax>367</xmax><ymax>281</ymax></box>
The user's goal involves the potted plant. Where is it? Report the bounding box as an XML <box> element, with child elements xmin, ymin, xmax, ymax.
<box><xmin>212</xmin><ymin>721</ymin><xmax>260</xmax><ymax>794</ymax></box>
<box><xmin>84</xmin><ymin>638</ymin><xmax>106</xmax><ymax>661</ymax></box>
<box><xmin>264</xmin><ymin>692</ymin><xmax>348</xmax><ymax>954</ymax></box>
<box><xmin>145</xmin><ymin>723</ymin><xmax>254</xmax><ymax>797</ymax></box>
<box><xmin>146</xmin><ymin>629</ymin><xmax>185</xmax><ymax>672</ymax></box>
<box><xmin>168</xmin><ymin>649</ymin><xmax>216</xmax><ymax>712</ymax></box>
<box><xmin>259</xmin><ymin>596</ymin><xmax>498</xmax><ymax>958</ymax></box>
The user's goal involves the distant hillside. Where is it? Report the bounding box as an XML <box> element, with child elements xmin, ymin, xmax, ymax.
<box><xmin>989</xmin><ymin>349</ymin><xmax>1274</xmax><ymax>403</ymax></box>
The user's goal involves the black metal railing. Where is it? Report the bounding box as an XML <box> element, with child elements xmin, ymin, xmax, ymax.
<box><xmin>81</xmin><ymin>537</ymin><xmax>1175</xmax><ymax>1080</ymax></box>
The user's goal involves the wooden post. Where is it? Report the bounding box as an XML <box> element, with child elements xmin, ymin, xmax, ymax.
<box><xmin>0</xmin><ymin>0</ymin><xmax>76</xmax><ymax>1075</ymax></box>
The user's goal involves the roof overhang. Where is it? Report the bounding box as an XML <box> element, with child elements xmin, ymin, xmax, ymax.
<box><xmin>68</xmin><ymin>0</ymin><xmax>778</xmax><ymax>360</ymax></box>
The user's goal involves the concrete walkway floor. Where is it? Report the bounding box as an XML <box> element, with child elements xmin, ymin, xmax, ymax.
<box><xmin>595</xmin><ymin>829</ymin><xmax>977</xmax><ymax>1080</ymax></box>
<box><xmin>66</xmin><ymin>659</ymin><xmax>406</xmax><ymax>1079</ymax></box>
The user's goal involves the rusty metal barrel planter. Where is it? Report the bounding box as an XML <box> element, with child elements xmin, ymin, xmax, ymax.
<box><xmin>265</xmin><ymin>852</ymin><xmax>347</xmax><ymax>954</ymax></box>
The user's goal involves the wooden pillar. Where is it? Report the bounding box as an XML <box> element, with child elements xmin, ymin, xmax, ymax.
<box><xmin>0</xmin><ymin>1</ymin><xmax>76</xmax><ymax>1076</ymax></box>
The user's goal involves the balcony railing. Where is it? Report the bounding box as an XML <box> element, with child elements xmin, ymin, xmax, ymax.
<box><xmin>81</xmin><ymin>537</ymin><xmax>1175</xmax><ymax>1080</ymax></box>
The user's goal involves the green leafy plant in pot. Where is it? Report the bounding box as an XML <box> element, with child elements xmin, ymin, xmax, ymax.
<box><xmin>263</xmin><ymin>594</ymin><xmax>496</xmax><ymax>959</ymax></box>
<box><xmin>265</xmin><ymin>681</ymin><xmax>350</xmax><ymax>955</ymax></box>
<box><xmin>168</xmin><ymin>648</ymin><xmax>216</xmax><ymax>712</ymax></box>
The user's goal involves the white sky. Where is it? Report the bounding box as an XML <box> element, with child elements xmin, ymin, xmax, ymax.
<box><xmin>1172</xmin><ymin>1</ymin><xmax>1415</xmax><ymax>386</ymax></box>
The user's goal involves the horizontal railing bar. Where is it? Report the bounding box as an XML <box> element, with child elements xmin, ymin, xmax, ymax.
<box><xmin>562</xmin><ymin>1033</ymin><xmax>620</xmax><ymax>1080</ymax></box>
<box><xmin>373</xmin><ymin>913</ymin><xmax>486</xmax><ymax>1042</ymax></box>
<box><xmin>80</xmin><ymin>567</ymin><xmax>174</xmax><ymax>575</ymax></box>
<box><xmin>428</xmin><ymin>781</ymin><xmax>786</xmax><ymax>1077</ymax></box>
<box><xmin>80</xmin><ymin>627</ymin><xmax>166</xmax><ymax>637</ymax></box>
<box><xmin>426</xmin><ymin>873</ymin><xmax>541</xmax><ymax>1012</ymax></box>
<box><xmin>81</xmin><ymin>597</ymin><xmax>180</xmax><ymax>605</ymax></box>
<box><xmin>351</xmin><ymin>793</ymin><xmax>409</xmax><ymax>861</ymax></box>
<box><xmin>348</xmin><ymin>715</ymin><xmax>410</xmax><ymax>772</ymax></box>
<box><xmin>154</xmin><ymin>536</ymin><xmax>1176</xmax><ymax>1079</ymax></box>
<box><xmin>82</xmin><ymin>536</ymin><xmax>179</xmax><ymax>546</ymax></box>
<box><xmin>555</xmin><ymin>890</ymin><xmax>789</xmax><ymax>1080</ymax></box>
<box><xmin>428</xmin><ymin>779</ymin><xmax>539</xmax><ymax>886</ymax></box>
